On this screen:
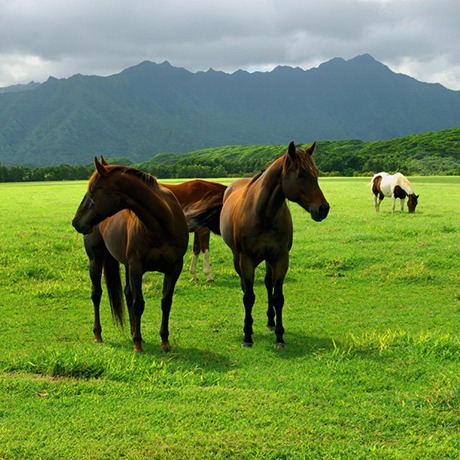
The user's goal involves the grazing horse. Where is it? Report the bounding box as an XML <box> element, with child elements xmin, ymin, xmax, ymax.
<box><xmin>72</xmin><ymin>158</ymin><xmax>189</xmax><ymax>353</ymax></box>
<box><xmin>161</xmin><ymin>180</ymin><xmax>226</xmax><ymax>282</ymax></box>
<box><xmin>190</xmin><ymin>142</ymin><xmax>329</xmax><ymax>347</ymax></box>
<box><xmin>371</xmin><ymin>172</ymin><xmax>419</xmax><ymax>213</ymax></box>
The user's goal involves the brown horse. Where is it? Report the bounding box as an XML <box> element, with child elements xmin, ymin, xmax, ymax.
<box><xmin>197</xmin><ymin>141</ymin><xmax>330</xmax><ymax>348</ymax></box>
<box><xmin>72</xmin><ymin>158</ymin><xmax>189</xmax><ymax>353</ymax></box>
<box><xmin>161</xmin><ymin>180</ymin><xmax>226</xmax><ymax>282</ymax></box>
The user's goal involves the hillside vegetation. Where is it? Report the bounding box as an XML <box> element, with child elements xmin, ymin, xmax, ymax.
<box><xmin>138</xmin><ymin>127</ymin><xmax>460</xmax><ymax>178</ymax></box>
<box><xmin>0</xmin><ymin>127</ymin><xmax>458</xmax><ymax>182</ymax></box>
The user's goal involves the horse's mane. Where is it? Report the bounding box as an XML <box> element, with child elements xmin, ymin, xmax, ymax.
<box><xmin>248</xmin><ymin>169</ymin><xmax>265</xmax><ymax>185</ymax></box>
<box><xmin>89</xmin><ymin>165</ymin><xmax>159</xmax><ymax>190</ymax></box>
<box><xmin>248</xmin><ymin>145</ymin><xmax>319</xmax><ymax>186</ymax></box>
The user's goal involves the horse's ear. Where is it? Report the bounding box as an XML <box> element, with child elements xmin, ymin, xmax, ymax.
<box><xmin>305</xmin><ymin>141</ymin><xmax>316</xmax><ymax>156</ymax></box>
<box><xmin>94</xmin><ymin>157</ymin><xmax>108</xmax><ymax>176</ymax></box>
<box><xmin>288</xmin><ymin>141</ymin><xmax>296</xmax><ymax>159</ymax></box>
<box><xmin>100</xmin><ymin>155</ymin><xmax>109</xmax><ymax>166</ymax></box>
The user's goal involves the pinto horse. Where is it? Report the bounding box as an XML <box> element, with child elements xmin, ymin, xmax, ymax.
<box><xmin>161</xmin><ymin>180</ymin><xmax>226</xmax><ymax>282</ymax></box>
<box><xmin>371</xmin><ymin>172</ymin><xmax>419</xmax><ymax>213</ymax></box>
<box><xmin>72</xmin><ymin>158</ymin><xmax>189</xmax><ymax>353</ymax></box>
<box><xmin>190</xmin><ymin>141</ymin><xmax>329</xmax><ymax>348</ymax></box>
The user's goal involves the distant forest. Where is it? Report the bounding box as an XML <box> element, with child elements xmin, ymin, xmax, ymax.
<box><xmin>1</xmin><ymin>127</ymin><xmax>459</xmax><ymax>182</ymax></box>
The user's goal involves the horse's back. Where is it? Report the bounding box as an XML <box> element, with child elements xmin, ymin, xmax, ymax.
<box><xmin>163</xmin><ymin>180</ymin><xmax>226</xmax><ymax>207</ymax></box>
<box><xmin>372</xmin><ymin>172</ymin><xmax>394</xmax><ymax>197</ymax></box>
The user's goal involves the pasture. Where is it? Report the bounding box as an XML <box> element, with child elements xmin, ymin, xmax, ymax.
<box><xmin>0</xmin><ymin>176</ymin><xmax>459</xmax><ymax>459</ymax></box>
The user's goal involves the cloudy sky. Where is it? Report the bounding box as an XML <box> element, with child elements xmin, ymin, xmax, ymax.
<box><xmin>1</xmin><ymin>0</ymin><xmax>459</xmax><ymax>90</ymax></box>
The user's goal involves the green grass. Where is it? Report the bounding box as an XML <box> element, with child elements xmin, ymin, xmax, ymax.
<box><xmin>1</xmin><ymin>176</ymin><xmax>460</xmax><ymax>459</ymax></box>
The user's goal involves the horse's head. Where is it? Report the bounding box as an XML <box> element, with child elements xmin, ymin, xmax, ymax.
<box><xmin>72</xmin><ymin>158</ymin><xmax>130</xmax><ymax>234</ymax></box>
<box><xmin>407</xmin><ymin>194</ymin><xmax>419</xmax><ymax>213</ymax></box>
<box><xmin>281</xmin><ymin>142</ymin><xmax>330</xmax><ymax>222</ymax></box>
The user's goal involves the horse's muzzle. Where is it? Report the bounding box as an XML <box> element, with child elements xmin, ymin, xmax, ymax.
<box><xmin>71</xmin><ymin>218</ymin><xmax>93</xmax><ymax>235</ymax></box>
<box><xmin>311</xmin><ymin>203</ymin><xmax>330</xmax><ymax>222</ymax></box>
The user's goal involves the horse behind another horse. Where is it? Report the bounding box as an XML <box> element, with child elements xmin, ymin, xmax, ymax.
<box><xmin>371</xmin><ymin>172</ymin><xmax>419</xmax><ymax>213</ymax></box>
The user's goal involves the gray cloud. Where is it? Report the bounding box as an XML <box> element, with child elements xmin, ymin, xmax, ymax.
<box><xmin>1</xmin><ymin>0</ymin><xmax>459</xmax><ymax>90</ymax></box>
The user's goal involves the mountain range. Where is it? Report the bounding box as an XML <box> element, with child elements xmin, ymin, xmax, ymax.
<box><xmin>0</xmin><ymin>54</ymin><xmax>459</xmax><ymax>166</ymax></box>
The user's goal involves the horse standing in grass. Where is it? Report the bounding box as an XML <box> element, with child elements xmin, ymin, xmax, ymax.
<box><xmin>97</xmin><ymin>158</ymin><xmax>226</xmax><ymax>282</ymax></box>
<box><xmin>189</xmin><ymin>141</ymin><xmax>329</xmax><ymax>348</ymax></box>
<box><xmin>371</xmin><ymin>172</ymin><xmax>419</xmax><ymax>213</ymax></box>
<box><xmin>72</xmin><ymin>158</ymin><xmax>189</xmax><ymax>353</ymax></box>
<box><xmin>162</xmin><ymin>180</ymin><xmax>226</xmax><ymax>282</ymax></box>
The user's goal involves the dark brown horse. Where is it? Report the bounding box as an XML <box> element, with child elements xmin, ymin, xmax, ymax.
<box><xmin>72</xmin><ymin>158</ymin><xmax>189</xmax><ymax>352</ymax></box>
<box><xmin>161</xmin><ymin>180</ymin><xmax>226</xmax><ymax>282</ymax></box>
<box><xmin>204</xmin><ymin>141</ymin><xmax>329</xmax><ymax>347</ymax></box>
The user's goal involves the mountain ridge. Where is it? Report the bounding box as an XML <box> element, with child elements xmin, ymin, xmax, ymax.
<box><xmin>0</xmin><ymin>54</ymin><xmax>459</xmax><ymax>166</ymax></box>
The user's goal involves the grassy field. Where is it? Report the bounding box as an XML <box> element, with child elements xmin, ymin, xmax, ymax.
<box><xmin>1</xmin><ymin>175</ymin><xmax>459</xmax><ymax>459</ymax></box>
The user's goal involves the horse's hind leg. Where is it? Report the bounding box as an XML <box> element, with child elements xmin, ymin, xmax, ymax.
<box><xmin>159</xmin><ymin>259</ymin><xmax>184</xmax><ymax>353</ymax></box>
<box><xmin>127</xmin><ymin>268</ymin><xmax>145</xmax><ymax>353</ymax></box>
<box><xmin>124</xmin><ymin>269</ymin><xmax>135</xmax><ymax>338</ymax></box>
<box><xmin>198</xmin><ymin>228</ymin><xmax>214</xmax><ymax>282</ymax></box>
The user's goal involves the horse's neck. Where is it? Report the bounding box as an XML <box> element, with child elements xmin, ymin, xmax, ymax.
<box><xmin>251</xmin><ymin>159</ymin><xmax>286</xmax><ymax>220</ymax></box>
<box><xmin>124</xmin><ymin>180</ymin><xmax>174</xmax><ymax>235</ymax></box>
<box><xmin>394</xmin><ymin>175</ymin><xmax>414</xmax><ymax>195</ymax></box>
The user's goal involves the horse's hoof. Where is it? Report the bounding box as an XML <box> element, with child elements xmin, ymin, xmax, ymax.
<box><xmin>93</xmin><ymin>338</ymin><xmax>103</xmax><ymax>343</ymax></box>
<box><xmin>206</xmin><ymin>278</ymin><xmax>215</xmax><ymax>283</ymax></box>
<box><xmin>161</xmin><ymin>342</ymin><xmax>172</xmax><ymax>353</ymax></box>
<box><xmin>274</xmin><ymin>342</ymin><xmax>286</xmax><ymax>349</ymax></box>
<box><xmin>133</xmin><ymin>345</ymin><xmax>144</xmax><ymax>353</ymax></box>
<box><xmin>266</xmin><ymin>325</ymin><xmax>275</xmax><ymax>332</ymax></box>
<box><xmin>241</xmin><ymin>341</ymin><xmax>254</xmax><ymax>348</ymax></box>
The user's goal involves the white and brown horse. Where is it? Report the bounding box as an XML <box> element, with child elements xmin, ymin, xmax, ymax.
<box><xmin>371</xmin><ymin>172</ymin><xmax>419</xmax><ymax>213</ymax></box>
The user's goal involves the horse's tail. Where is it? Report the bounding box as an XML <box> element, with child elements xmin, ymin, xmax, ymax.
<box><xmin>103</xmin><ymin>254</ymin><xmax>125</xmax><ymax>327</ymax></box>
<box><xmin>185</xmin><ymin>203</ymin><xmax>223</xmax><ymax>235</ymax></box>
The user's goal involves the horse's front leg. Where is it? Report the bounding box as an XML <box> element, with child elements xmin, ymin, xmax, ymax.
<box><xmin>264</xmin><ymin>262</ymin><xmax>275</xmax><ymax>331</ymax></box>
<box><xmin>159</xmin><ymin>259</ymin><xmax>183</xmax><ymax>353</ymax></box>
<box><xmin>89</xmin><ymin>256</ymin><xmax>104</xmax><ymax>343</ymax></box>
<box><xmin>239</xmin><ymin>253</ymin><xmax>256</xmax><ymax>347</ymax></box>
<box><xmin>391</xmin><ymin>195</ymin><xmax>396</xmax><ymax>213</ymax></box>
<box><xmin>400</xmin><ymin>198</ymin><xmax>405</xmax><ymax>212</ymax></box>
<box><xmin>272</xmin><ymin>254</ymin><xmax>288</xmax><ymax>348</ymax></box>
<box><xmin>128</xmin><ymin>269</ymin><xmax>145</xmax><ymax>353</ymax></box>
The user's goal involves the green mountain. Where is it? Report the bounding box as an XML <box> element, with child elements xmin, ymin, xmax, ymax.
<box><xmin>1</xmin><ymin>54</ymin><xmax>459</xmax><ymax>166</ymax></box>
<box><xmin>135</xmin><ymin>127</ymin><xmax>460</xmax><ymax>177</ymax></box>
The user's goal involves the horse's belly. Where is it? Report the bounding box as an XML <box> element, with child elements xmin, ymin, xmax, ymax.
<box><xmin>380</xmin><ymin>181</ymin><xmax>393</xmax><ymax>197</ymax></box>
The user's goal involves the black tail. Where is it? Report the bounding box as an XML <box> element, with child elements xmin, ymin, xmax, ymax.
<box><xmin>103</xmin><ymin>254</ymin><xmax>125</xmax><ymax>327</ymax></box>
<box><xmin>186</xmin><ymin>204</ymin><xmax>222</xmax><ymax>235</ymax></box>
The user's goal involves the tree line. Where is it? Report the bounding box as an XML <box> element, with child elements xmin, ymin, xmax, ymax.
<box><xmin>1</xmin><ymin>127</ymin><xmax>459</xmax><ymax>182</ymax></box>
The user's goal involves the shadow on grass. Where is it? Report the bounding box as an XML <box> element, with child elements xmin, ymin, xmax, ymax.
<box><xmin>262</xmin><ymin>331</ymin><xmax>340</xmax><ymax>358</ymax></box>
